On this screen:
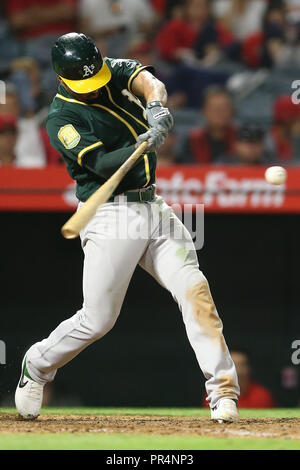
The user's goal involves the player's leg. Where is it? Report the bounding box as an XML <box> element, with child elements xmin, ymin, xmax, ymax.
<box><xmin>139</xmin><ymin>197</ymin><xmax>240</xmax><ymax>419</ymax></box>
<box><xmin>16</xmin><ymin>202</ymin><xmax>149</xmax><ymax>417</ymax></box>
<box><xmin>26</xmin><ymin>203</ymin><xmax>149</xmax><ymax>383</ymax></box>
<box><xmin>25</xmin><ymin>242</ymin><xmax>133</xmax><ymax>383</ymax></box>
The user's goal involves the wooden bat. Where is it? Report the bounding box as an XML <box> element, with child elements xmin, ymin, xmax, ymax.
<box><xmin>61</xmin><ymin>141</ymin><xmax>148</xmax><ymax>239</ymax></box>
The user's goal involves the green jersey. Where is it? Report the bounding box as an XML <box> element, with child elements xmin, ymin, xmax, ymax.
<box><xmin>46</xmin><ymin>58</ymin><xmax>156</xmax><ymax>201</ymax></box>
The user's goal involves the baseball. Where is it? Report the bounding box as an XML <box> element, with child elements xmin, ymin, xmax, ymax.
<box><xmin>265</xmin><ymin>166</ymin><xmax>287</xmax><ymax>185</ymax></box>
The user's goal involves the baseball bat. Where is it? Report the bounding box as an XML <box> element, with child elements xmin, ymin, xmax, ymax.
<box><xmin>61</xmin><ymin>141</ymin><xmax>148</xmax><ymax>239</ymax></box>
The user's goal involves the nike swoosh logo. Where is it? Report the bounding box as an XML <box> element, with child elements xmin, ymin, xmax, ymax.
<box><xmin>19</xmin><ymin>361</ymin><xmax>28</xmax><ymax>388</ymax></box>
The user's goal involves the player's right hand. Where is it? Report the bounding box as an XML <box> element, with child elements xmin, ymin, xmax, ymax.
<box><xmin>136</xmin><ymin>127</ymin><xmax>166</xmax><ymax>152</ymax></box>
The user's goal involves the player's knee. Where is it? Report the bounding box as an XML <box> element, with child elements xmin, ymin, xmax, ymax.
<box><xmin>80</xmin><ymin>309</ymin><xmax>117</xmax><ymax>340</ymax></box>
<box><xmin>189</xmin><ymin>270</ymin><xmax>207</xmax><ymax>287</ymax></box>
<box><xmin>93</xmin><ymin>317</ymin><xmax>116</xmax><ymax>339</ymax></box>
<box><xmin>175</xmin><ymin>269</ymin><xmax>208</xmax><ymax>310</ymax></box>
<box><xmin>178</xmin><ymin>267</ymin><xmax>207</xmax><ymax>294</ymax></box>
<box><xmin>185</xmin><ymin>278</ymin><xmax>222</xmax><ymax>329</ymax></box>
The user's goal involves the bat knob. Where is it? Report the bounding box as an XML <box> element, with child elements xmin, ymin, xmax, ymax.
<box><xmin>61</xmin><ymin>225</ymin><xmax>78</xmax><ymax>239</ymax></box>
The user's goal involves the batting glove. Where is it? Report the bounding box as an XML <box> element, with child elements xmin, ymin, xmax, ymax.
<box><xmin>136</xmin><ymin>127</ymin><xmax>165</xmax><ymax>152</ymax></box>
<box><xmin>145</xmin><ymin>101</ymin><xmax>174</xmax><ymax>134</ymax></box>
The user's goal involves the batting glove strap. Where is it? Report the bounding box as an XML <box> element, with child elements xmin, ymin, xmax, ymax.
<box><xmin>136</xmin><ymin>128</ymin><xmax>166</xmax><ymax>152</ymax></box>
<box><xmin>146</xmin><ymin>102</ymin><xmax>174</xmax><ymax>134</ymax></box>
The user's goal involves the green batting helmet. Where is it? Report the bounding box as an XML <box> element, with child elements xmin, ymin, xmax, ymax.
<box><xmin>52</xmin><ymin>32</ymin><xmax>111</xmax><ymax>94</ymax></box>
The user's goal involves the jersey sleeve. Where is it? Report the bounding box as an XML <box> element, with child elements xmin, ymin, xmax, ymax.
<box><xmin>106</xmin><ymin>57</ymin><xmax>155</xmax><ymax>95</ymax></box>
<box><xmin>46</xmin><ymin>115</ymin><xmax>136</xmax><ymax>179</ymax></box>
<box><xmin>47</xmin><ymin>113</ymin><xmax>103</xmax><ymax>166</ymax></box>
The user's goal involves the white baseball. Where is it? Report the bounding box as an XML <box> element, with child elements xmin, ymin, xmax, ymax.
<box><xmin>265</xmin><ymin>166</ymin><xmax>287</xmax><ymax>185</ymax></box>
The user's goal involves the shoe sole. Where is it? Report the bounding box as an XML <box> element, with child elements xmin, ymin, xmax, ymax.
<box><xmin>211</xmin><ymin>417</ymin><xmax>240</xmax><ymax>423</ymax></box>
<box><xmin>211</xmin><ymin>413</ymin><xmax>240</xmax><ymax>423</ymax></box>
<box><xmin>18</xmin><ymin>413</ymin><xmax>39</xmax><ymax>421</ymax></box>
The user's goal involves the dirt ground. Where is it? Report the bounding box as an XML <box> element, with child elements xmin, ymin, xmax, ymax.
<box><xmin>1</xmin><ymin>414</ymin><xmax>300</xmax><ymax>440</ymax></box>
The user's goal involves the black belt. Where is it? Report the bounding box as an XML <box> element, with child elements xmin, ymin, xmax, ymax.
<box><xmin>108</xmin><ymin>185</ymin><xmax>156</xmax><ymax>203</ymax></box>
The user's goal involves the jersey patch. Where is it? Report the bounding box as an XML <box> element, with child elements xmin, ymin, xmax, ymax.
<box><xmin>58</xmin><ymin>124</ymin><xmax>81</xmax><ymax>149</ymax></box>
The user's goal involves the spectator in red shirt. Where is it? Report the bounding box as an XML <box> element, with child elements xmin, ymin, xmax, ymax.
<box><xmin>178</xmin><ymin>86</ymin><xmax>236</xmax><ymax>164</ymax></box>
<box><xmin>203</xmin><ymin>348</ymin><xmax>277</xmax><ymax>408</ymax></box>
<box><xmin>265</xmin><ymin>95</ymin><xmax>300</xmax><ymax>164</ymax></box>
<box><xmin>155</xmin><ymin>0</ymin><xmax>235</xmax><ymax>64</ymax></box>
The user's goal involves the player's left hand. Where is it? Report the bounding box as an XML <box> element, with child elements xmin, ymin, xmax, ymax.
<box><xmin>145</xmin><ymin>101</ymin><xmax>174</xmax><ymax>134</ymax></box>
<box><xmin>136</xmin><ymin>127</ymin><xmax>166</xmax><ymax>152</ymax></box>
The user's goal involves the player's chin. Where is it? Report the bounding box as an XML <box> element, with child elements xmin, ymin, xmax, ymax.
<box><xmin>80</xmin><ymin>90</ymin><xmax>100</xmax><ymax>102</ymax></box>
<box><xmin>76</xmin><ymin>90</ymin><xmax>100</xmax><ymax>103</ymax></box>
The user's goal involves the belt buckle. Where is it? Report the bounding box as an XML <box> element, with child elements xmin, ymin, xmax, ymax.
<box><xmin>138</xmin><ymin>185</ymin><xmax>154</xmax><ymax>202</ymax></box>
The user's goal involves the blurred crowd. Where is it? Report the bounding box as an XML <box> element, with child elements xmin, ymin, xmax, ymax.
<box><xmin>1</xmin><ymin>0</ymin><xmax>300</xmax><ymax>168</ymax></box>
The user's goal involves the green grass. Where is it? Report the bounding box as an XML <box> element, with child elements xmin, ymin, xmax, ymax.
<box><xmin>1</xmin><ymin>434</ymin><xmax>300</xmax><ymax>450</ymax></box>
<box><xmin>1</xmin><ymin>408</ymin><xmax>300</xmax><ymax>450</ymax></box>
<box><xmin>2</xmin><ymin>407</ymin><xmax>300</xmax><ymax>418</ymax></box>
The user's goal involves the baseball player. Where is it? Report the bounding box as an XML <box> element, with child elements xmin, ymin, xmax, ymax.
<box><xmin>15</xmin><ymin>33</ymin><xmax>240</xmax><ymax>422</ymax></box>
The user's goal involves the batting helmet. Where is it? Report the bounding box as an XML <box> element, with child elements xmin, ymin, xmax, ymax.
<box><xmin>52</xmin><ymin>32</ymin><xmax>111</xmax><ymax>94</ymax></box>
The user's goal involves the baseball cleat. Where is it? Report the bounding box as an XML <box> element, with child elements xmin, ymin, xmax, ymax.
<box><xmin>15</xmin><ymin>356</ymin><xmax>44</xmax><ymax>420</ymax></box>
<box><xmin>211</xmin><ymin>398</ymin><xmax>240</xmax><ymax>423</ymax></box>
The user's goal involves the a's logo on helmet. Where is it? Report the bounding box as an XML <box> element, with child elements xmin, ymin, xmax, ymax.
<box><xmin>83</xmin><ymin>64</ymin><xmax>95</xmax><ymax>78</ymax></box>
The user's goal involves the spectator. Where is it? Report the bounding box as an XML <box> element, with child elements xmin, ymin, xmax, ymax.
<box><xmin>266</xmin><ymin>95</ymin><xmax>300</xmax><ymax>164</ymax></box>
<box><xmin>260</xmin><ymin>0</ymin><xmax>300</xmax><ymax>68</ymax></box>
<box><xmin>216</xmin><ymin>123</ymin><xmax>274</xmax><ymax>165</ymax></box>
<box><xmin>261</xmin><ymin>1</ymin><xmax>288</xmax><ymax>67</ymax></box>
<box><xmin>0</xmin><ymin>83</ymin><xmax>46</xmax><ymax>167</ymax></box>
<box><xmin>203</xmin><ymin>348</ymin><xmax>277</xmax><ymax>408</ymax></box>
<box><xmin>178</xmin><ymin>86</ymin><xmax>236</xmax><ymax>163</ymax></box>
<box><xmin>212</xmin><ymin>0</ymin><xmax>267</xmax><ymax>41</ymax></box>
<box><xmin>155</xmin><ymin>0</ymin><xmax>235</xmax><ymax>64</ymax></box>
<box><xmin>192</xmin><ymin>1</ymin><xmax>237</xmax><ymax>64</ymax></box>
<box><xmin>79</xmin><ymin>0</ymin><xmax>156</xmax><ymax>58</ymax></box>
<box><xmin>241</xmin><ymin>1</ymin><xmax>300</xmax><ymax>69</ymax></box>
<box><xmin>0</xmin><ymin>57</ymin><xmax>43</xmax><ymax>117</ymax></box>
<box><xmin>229</xmin><ymin>349</ymin><xmax>277</xmax><ymax>408</ymax></box>
<box><xmin>9</xmin><ymin>57</ymin><xmax>45</xmax><ymax>115</ymax></box>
